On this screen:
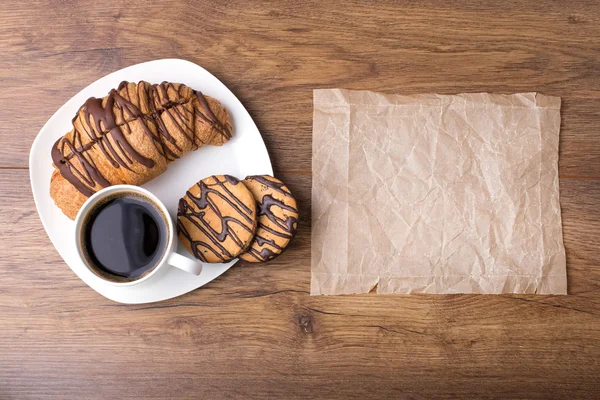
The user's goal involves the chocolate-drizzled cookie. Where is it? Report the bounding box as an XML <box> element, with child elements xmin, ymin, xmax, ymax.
<box><xmin>177</xmin><ymin>175</ymin><xmax>258</xmax><ymax>263</ymax></box>
<box><xmin>239</xmin><ymin>175</ymin><xmax>298</xmax><ymax>262</ymax></box>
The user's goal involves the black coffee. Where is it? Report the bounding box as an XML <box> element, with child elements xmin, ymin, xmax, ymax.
<box><xmin>82</xmin><ymin>194</ymin><xmax>168</xmax><ymax>281</ymax></box>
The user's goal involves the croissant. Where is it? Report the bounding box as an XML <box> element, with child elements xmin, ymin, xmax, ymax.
<box><xmin>50</xmin><ymin>81</ymin><xmax>232</xmax><ymax>219</ymax></box>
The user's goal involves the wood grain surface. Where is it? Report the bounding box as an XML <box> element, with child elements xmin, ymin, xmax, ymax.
<box><xmin>1</xmin><ymin>1</ymin><xmax>599</xmax><ymax>399</ymax></box>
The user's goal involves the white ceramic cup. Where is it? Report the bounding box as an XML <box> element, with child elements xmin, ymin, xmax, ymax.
<box><xmin>74</xmin><ymin>184</ymin><xmax>202</xmax><ymax>286</ymax></box>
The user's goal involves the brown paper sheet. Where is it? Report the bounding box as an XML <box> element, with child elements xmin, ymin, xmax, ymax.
<box><xmin>311</xmin><ymin>89</ymin><xmax>566</xmax><ymax>295</ymax></box>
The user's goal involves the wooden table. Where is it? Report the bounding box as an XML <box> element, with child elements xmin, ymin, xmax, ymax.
<box><xmin>1</xmin><ymin>1</ymin><xmax>599</xmax><ymax>399</ymax></box>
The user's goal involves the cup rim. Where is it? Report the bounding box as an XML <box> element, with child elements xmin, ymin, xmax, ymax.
<box><xmin>73</xmin><ymin>185</ymin><xmax>175</xmax><ymax>287</ymax></box>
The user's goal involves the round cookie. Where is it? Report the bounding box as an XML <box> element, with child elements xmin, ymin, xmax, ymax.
<box><xmin>177</xmin><ymin>175</ymin><xmax>257</xmax><ymax>263</ymax></box>
<box><xmin>239</xmin><ymin>175</ymin><xmax>299</xmax><ymax>262</ymax></box>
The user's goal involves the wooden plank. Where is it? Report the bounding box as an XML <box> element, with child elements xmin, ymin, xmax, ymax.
<box><xmin>0</xmin><ymin>168</ymin><xmax>598</xmax><ymax>399</ymax></box>
<box><xmin>1</xmin><ymin>1</ymin><xmax>599</xmax><ymax>176</ymax></box>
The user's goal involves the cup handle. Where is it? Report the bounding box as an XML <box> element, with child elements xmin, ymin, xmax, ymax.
<box><xmin>167</xmin><ymin>252</ymin><xmax>203</xmax><ymax>275</ymax></box>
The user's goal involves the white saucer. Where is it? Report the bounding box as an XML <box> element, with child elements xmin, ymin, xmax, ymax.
<box><xmin>29</xmin><ymin>59</ymin><xmax>273</xmax><ymax>304</ymax></box>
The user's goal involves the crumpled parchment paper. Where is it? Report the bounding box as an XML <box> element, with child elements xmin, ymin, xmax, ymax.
<box><xmin>311</xmin><ymin>89</ymin><xmax>566</xmax><ymax>295</ymax></box>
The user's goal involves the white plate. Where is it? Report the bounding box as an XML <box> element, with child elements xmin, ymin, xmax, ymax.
<box><xmin>29</xmin><ymin>59</ymin><xmax>273</xmax><ymax>304</ymax></box>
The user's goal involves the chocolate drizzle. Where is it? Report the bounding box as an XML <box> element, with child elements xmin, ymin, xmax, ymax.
<box><xmin>195</xmin><ymin>91</ymin><xmax>232</xmax><ymax>141</ymax></box>
<box><xmin>83</xmin><ymin>92</ymin><xmax>155</xmax><ymax>170</ymax></box>
<box><xmin>51</xmin><ymin>81</ymin><xmax>232</xmax><ymax>197</ymax></box>
<box><xmin>177</xmin><ymin>175</ymin><xmax>256</xmax><ymax>262</ymax></box>
<box><xmin>241</xmin><ymin>176</ymin><xmax>299</xmax><ymax>262</ymax></box>
<box><xmin>258</xmin><ymin>195</ymin><xmax>298</xmax><ymax>235</ymax></box>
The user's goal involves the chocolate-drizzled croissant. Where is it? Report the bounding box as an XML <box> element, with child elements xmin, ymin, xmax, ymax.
<box><xmin>50</xmin><ymin>81</ymin><xmax>232</xmax><ymax>219</ymax></box>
